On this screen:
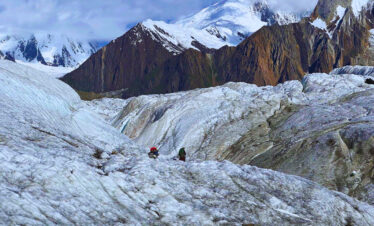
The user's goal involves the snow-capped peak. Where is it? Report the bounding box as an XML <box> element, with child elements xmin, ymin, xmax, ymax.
<box><xmin>310</xmin><ymin>0</ymin><xmax>373</xmax><ymax>38</ymax></box>
<box><xmin>141</xmin><ymin>0</ymin><xmax>308</xmax><ymax>54</ymax></box>
<box><xmin>176</xmin><ymin>0</ymin><xmax>301</xmax><ymax>37</ymax></box>
<box><xmin>0</xmin><ymin>33</ymin><xmax>98</xmax><ymax>68</ymax></box>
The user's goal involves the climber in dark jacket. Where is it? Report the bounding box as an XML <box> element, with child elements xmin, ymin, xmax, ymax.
<box><xmin>178</xmin><ymin>147</ymin><xmax>186</xmax><ymax>161</ymax></box>
<box><xmin>148</xmin><ymin>147</ymin><xmax>159</xmax><ymax>159</ymax></box>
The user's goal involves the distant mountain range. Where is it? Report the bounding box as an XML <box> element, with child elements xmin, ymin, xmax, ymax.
<box><xmin>4</xmin><ymin>0</ymin><xmax>305</xmax><ymax>69</ymax></box>
<box><xmin>0</xmin><ymin>33</ymin><xmax>98</xmax><ymax>67</ymax></box>
<box><xmin>4</xmin><ymin>0</ymin><xmax>371</xmax><ymax>100</ymax></box>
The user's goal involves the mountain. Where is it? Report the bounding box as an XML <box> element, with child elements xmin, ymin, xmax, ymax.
<box><xmin>141</xmin><ymin>0</ymin><xmax>304</xmax><ymax>53</ymax></box>
<box><xmin>2</xmin><ymin>59</ymin><xmax>374</xmax><ymax>224</ymax></box>
<box><xmin>62</xmin><ymin>0</ymin><xmax>374</xmax><ymax>100</ymax></box>
<box><xmin>0</xmin><ymin>33</ymin><xmax>98</xmax><ymax>67</ymax></box>
<box><xmin>61</xmin><ymin>0</ymin><xmax>308</xmax><ymax>99</ymax></box>
<box><xmin>210</xmin><ymin>0</ymin><xmax>374</xmax><ymax>85</ymax></box>
<box><xmin>112</xmin><ymin>68</ymin><xmax>374</xmax><ymax>204</ymax></box>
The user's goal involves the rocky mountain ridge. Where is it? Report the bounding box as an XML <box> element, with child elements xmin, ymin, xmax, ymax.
<box><xmin>62</xmin><ymin>0</ymin><xmax>374</xmax><ymax>99</ymax></box>
<box><xmin>62</xmin><ymin>1</ymin><xmax>374</xmax><ymax>101</ymax></box>
<box><xmin>62</xmin><ymin>0</ymin><xmax>313</xmax><ymax>99</ymax></box>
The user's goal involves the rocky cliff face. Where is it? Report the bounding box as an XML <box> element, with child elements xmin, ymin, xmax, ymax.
<box><xmin>62</xmin><ymin>0</ymin><xmax>374</xmax><ymax>100</ymax></box>
<box><xmin>215</xmin><ymin>22</ymin><xmax>323</xmax><ymax>86</ymax></box>
<box><xmin>215</xmin><ymin>0</ymin><xmax>374</xmax><ymax>86</ymax></box>
<box><xmin>62</xmin><ymin>24</ymin><xmax>179</xmax><ymax>99</ymax></box>
<box><xmin>62</xmin><ymin>22</ymin><xmax>227</xmax><ymax>99</ymax></box>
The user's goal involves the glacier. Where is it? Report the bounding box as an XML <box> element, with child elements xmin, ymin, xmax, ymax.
<box><xmin>1</xmin><ymin>60</ymin><xmax>374</xmax><ymax>225</ymax></box>
<box><xmin>113</xmin><ymin>73</ymin><xmax>373</xmax><ymax>159</ymax></box>
<box><xmin>113</xmin><ymin>70</ymin><xmax>374</xmax><ymax>204</ymax></box>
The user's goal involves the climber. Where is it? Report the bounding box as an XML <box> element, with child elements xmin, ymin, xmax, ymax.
<box><xmin>178</xmin><ymin>147</ymin><xmax>186</xmax><ymax>161</ymax></box>
<box><xmin>148</xmin><ymin>147</ymin><xmax>159</xmax><ymax>159</ymax></box>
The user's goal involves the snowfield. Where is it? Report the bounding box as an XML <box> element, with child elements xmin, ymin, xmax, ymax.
<box><xmin>2</xmin><ymin>61</ymin><xmax>374</xmax><ymax>225</ymax></box>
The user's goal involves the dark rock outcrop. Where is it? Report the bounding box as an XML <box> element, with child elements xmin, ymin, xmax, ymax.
<box><xmin>62</xmin><ymin>24</ymin><xmax>178</xmax><ymax>98</ymax></box>
<box><xmin>0</xmin><ymin>51</ymin><xmax>15</xmax><ymax>62</ymax></box>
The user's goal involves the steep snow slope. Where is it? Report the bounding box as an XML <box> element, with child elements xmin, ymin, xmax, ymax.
<box><xmin>0</xmin><ymin>33</ymin><xmax>98</xmax><ymax>68</ymax></box>
<box><xmin>113</xmin><ymin>71</ymin><xmax>374</xmax><ymax>203</ymax></box>
<box><xmin>2</xmin><ymin>60</ymin><xmax>374</xmax><ymax>224</ymax></box>
<box><xmin>142</xmin><ymin>0</ymin><xmax>306</xmax><ymax>53</ymax></box>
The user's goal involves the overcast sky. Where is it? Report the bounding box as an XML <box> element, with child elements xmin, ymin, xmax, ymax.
<box><xmin>0</xmin><ymin>0</ymin><xmax>318</xmax><ymax>41</ymax></box>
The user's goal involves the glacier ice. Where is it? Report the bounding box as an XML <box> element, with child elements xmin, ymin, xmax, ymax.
<box><xmin>1</xmin><ymin>60</ymin><xmax>374</xmax><ymax>225</ymax></box>
<box><xmin>113</xmin><ymin>71</ymin><xmax>374</xmax><ymax>205</ymax></box>
<box><xmin>114</xmin><ymin>73</ymin><xmax>373</xmax><ymax>159</ymax></box>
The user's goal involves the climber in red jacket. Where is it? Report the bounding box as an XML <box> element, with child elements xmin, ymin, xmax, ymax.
<box><xmin>148</xmin><ymin>147</ymin><xmax>159</xmax><ymax>159</ymax></box>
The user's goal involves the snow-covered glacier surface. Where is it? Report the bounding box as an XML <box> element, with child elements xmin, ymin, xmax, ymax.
<box><xmin>2</xmin><ymin>60</ymin><xmax>374</xmax><ymax>225</ymax></box>
<box><xmin>114</xmin><ymin>73</ymin><xmax>372</xmax><ymax>159</ymax></box>
<box><xmin>113</xmin><ymin>72</ymin><xmax>374</xmax><ymax>204</ymax></box>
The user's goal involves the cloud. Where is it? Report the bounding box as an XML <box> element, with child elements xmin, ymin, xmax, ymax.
<box><xmin>0</xmin><ymin>0</ymin><xmax>317</xmax><ymax>41</ymax></box>
<box><xmin>0</xmin><ymin>0</ymin><xmax>218</xmax><ymax>40</ymax></box>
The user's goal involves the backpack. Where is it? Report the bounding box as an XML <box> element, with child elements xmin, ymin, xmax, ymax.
<box><xmin>179</xmin><ymin>148</ymin><xmax>186</xmax><ymax>157</ymax></box>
